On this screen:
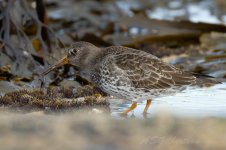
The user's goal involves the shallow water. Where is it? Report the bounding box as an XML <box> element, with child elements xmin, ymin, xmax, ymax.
<box><xmin>147</xmin><ymin>0</ymin><xmax>224</xmax><ymax>24</ymax></box>
<box><xmin>110</xmin><ymin>82</ymin><xmax>226</xmax><ymax>118</ymax></box>
<box><xmin>116</xmin><ymin>0</ymin><xmax>226</xmax><ymax>24</ymax></box>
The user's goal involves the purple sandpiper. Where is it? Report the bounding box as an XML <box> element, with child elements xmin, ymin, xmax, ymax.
<box><xmin>41</xmin><ymin>41</ymin><xmax>218</xmax><ymax>115</ymax></box>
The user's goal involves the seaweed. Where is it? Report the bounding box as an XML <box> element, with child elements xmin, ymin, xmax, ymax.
<box><xmin>0</xmin><ymin>88</ymin><xmax>109</xmax><ymax>113</ymax></box>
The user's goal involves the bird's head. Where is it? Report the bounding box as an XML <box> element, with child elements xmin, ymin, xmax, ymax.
<box><xmin>41</xmin><ymin>41</ymin><xmax>101</xmax><ymax>76</ymax></box>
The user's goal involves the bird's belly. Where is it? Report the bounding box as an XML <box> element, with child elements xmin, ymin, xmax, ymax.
<box><xmin>97</xmin><ymin>73</ymin><xmax>186</xmax><ymax>101</ymax></box>
<box><xmin>99</xmin><ymin>83</ymin><xmax>181</xmax><ymax>101</ymax></box>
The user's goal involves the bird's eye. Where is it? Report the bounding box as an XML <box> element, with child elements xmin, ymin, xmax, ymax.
<box><xmin>68</xmin><ymin>48</ymin><xmax>77</xmax><ymax>56</ymax></box>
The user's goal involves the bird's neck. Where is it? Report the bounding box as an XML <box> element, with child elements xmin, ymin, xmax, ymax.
<box><xmin>78</xmin><ymin>50</ymin><xmax>103</xmax><ymax>81</ymax></box>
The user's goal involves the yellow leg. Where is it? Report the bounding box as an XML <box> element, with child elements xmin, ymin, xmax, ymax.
<box><xmin>143</xmin><ymin>99</ymin><xmax>152</xmax><ymax>115</ymax></box>
<box><xmin>121</xmin><ymin>102</ymin><xmax>137</xmax><ymax>116</ymax></box>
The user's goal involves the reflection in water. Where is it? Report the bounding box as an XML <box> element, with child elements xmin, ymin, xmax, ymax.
<box><xmin>110</xmin><ymin>83</ymin><xmax>226</xmax><ymax>118</ymax></box>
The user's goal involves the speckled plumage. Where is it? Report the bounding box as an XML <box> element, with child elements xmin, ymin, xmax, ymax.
<box><xmin>64</xmin><ymin>42</ymin><xmax>215</xmax><ymax>102</ymax></box>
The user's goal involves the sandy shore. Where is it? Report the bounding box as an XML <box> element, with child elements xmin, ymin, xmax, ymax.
<box><xmin>0</xmin><ymin>111</ymin><xmax>225</xmax><ymax>150</ymax></box>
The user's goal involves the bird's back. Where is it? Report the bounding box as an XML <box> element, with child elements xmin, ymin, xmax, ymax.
<box><xmin>93</xmin><ymin>46</ymin><xmax>218</xmax><ymax>100</ymax></box>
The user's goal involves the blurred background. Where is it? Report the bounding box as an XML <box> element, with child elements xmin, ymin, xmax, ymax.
<box><xmin>1</xmin><ymin>0</ymin><xmax>226</xmax><ymax>80</ymax></box>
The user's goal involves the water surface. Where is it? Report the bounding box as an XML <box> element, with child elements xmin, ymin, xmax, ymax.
<box><xmin>110</xmin><ymin>83</ymin><xmax>226</xmax><ymax>118</ymax></box>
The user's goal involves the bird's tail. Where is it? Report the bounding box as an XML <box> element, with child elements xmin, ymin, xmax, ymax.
<box><xmin>192</xmin><ymin>73</ymin><xmax>222</xmax><ymax>87</ymax></box>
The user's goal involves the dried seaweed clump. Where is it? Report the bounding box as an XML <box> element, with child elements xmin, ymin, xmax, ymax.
<box><xmin>0</xmin><ymin>89</ymin><xmax>109</xmax><ymax>112</ymax></box>
<box><xmin>74</xmin><ymin>85</ymin><xmax>108</xmax><ymax>98</ymax></box>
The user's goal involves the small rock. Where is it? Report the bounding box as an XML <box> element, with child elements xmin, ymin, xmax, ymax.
<box><xmin>60</xmin><ymin>79</ymin><xmax>81</xmax><ymax>91</ymax></box>
<box><xmin>0</xmin><ymin>81</ymin><xmax>21</xmax><ymax>96</ymax></box>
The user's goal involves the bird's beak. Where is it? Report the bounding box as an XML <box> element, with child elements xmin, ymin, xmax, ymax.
<box><xmin>41</xmin><ymin>56</ymin><xmax>69</xmax><ymax>76</ymax></box>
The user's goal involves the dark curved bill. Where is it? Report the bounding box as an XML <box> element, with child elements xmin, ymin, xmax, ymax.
<box><xmin>41</xmin><ymin>56</ymin><xmax>69</xmax><ymax>76</ymax></box>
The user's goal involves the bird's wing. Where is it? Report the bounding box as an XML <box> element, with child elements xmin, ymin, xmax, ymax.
<box><xmin>107</xmin><ymin>50</ymin><xmax>196</xmax><ymax>89</ymax></box>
